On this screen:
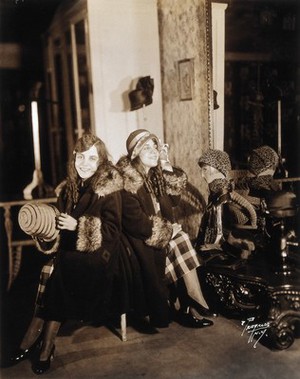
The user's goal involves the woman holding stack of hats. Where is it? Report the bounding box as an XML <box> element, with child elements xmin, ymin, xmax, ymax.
<box><xmin>10</xmin><ymin>133</ymin><xmax>125</xmax><ymax>374</ymax></box>
<box><xmin>117</xmin><ymin>129</ymin><xmax>216</xmax><ymax>330</ymax></box>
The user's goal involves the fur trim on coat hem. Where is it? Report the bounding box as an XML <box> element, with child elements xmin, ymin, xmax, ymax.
<box><xmin>145</xmin><ymin>215</ymin><xmax>173</xmax><ymax>249</ymax></box>
<box><xmin>34</xmin><ymin>235</ymin><xmax>60</xmax><ymax>255</ymax></box>
<box><xmin>77</xmin><ymin>216</ymin><xmax>102</xmax><ymax>252</ymax></box>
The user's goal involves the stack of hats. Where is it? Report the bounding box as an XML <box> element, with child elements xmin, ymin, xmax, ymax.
<box><xmin>18</xmin><ymin>202</ymin><xmax>60</xmax><ymax>242</ymax></box>
<box><xmin>198</xmin><ymin>149</ymin><xmax>232</xmax><ymax>177</ymax></box>
<box><xmin>248</xmin><ymin>145</ymin><xmax>279</xmax><ymax>176</ymax></box>
<box><xmin>129</xmin><ymin>76</ymin><xmax>154</xmax><ymax>111</ymax></box>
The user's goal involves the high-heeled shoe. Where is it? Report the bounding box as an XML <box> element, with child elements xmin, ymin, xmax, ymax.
<box><xmin>175</xmin><ymin>307</ymin><xmax>214</xmax><ymax>328</ymax></box>
<box><xmin>189</xmin><ymin>298</ymin><xmax>218</xmax><ymax>318</ymax></box>
<box><xmin>31</xmin><ymin>345</ymin><xmax>55</xmax><ymax>375</ymax></box>
<box><xmin>9</xmin><ymin>338</ymin><xmax>42</xmax><ymax>366</ymax></box>
<box><xmin>9</xmin><ymin>348</ymin><xmax>32</xmax><ymax>365</ymax></box>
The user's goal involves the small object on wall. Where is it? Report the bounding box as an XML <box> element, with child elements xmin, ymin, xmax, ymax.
<box><xmin>129</xmin><ymin>76</ymin><xmax>154</xmax><ymax>111</ymax></box>
<box><xmin>178</xmin><ymin>58</ymin><xmax>194</xmax><ymax>101</ymax></box>
<box><xmin>213</xmin><ymin>90</ymin><xmax>220</xmax><ymax>110</ymax></box>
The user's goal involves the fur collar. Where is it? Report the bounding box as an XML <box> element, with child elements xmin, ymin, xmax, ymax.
<box><xmin>91</xmin><ymin>164</ymin><xmax>123</xmax><ymax>197</ymax></box>
<box><xmin>116</xmin><ymin>156</ymin><xmax>144</xmax><ymax>194</ymax></box>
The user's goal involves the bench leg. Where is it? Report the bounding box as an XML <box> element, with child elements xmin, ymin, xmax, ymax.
<box><xmin>120</xmin><ymin>313</ymin><xmax>127</xmax><ymax>342</ymax></box>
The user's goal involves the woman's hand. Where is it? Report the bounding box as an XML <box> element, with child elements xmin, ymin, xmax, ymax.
<box><xmin>159</xmin><ymin>141</ymin><xmax>173</xmax><ymax>172</ymax></box>
<box><xmin>227</xmin><ymin>232</ymin><xmax>255</xmax><ymax>251</ymax></box>
<box><xmin>200</xmin><ymin>243</ymin><xmax>223</xmax><ymax>251</ymax></box>
<box><xmin>56</xmin><ymin>213</ymin><xmax>77</xmax><ymax>231</ymax></box>
<box><xmin>171</xmin><ymin>223</ymin><xmax>182</xmax><ymax>238</ymax></box>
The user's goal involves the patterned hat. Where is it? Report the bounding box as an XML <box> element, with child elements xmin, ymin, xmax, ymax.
<box><xmin>18</xmin><ymin>203</ymin><xmax>59</xmax><ymax>242</ymax></box>
<box><xmin>126</xmin><ymin>129</ymin><xmax>159</xmax><ymax>160</ymax></box>
<box><xmin>248</xmin><ymin>145</ymin><xmax>279</xmax><ymax>176</ymax></box>
<box><xmin>198</xmin><ymin>149</ymin><xmax>231</xmax><ymax>177</ymax></box>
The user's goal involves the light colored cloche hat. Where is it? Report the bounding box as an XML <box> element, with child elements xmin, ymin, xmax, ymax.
<box><xmin>126</xmin><ymin>129</ymin><xmax>159</xmax><ymax>160</ymax></box>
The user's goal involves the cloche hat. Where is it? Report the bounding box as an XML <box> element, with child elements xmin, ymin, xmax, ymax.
<box><xmin>248</xmin><ymin>145</ymin><xmax>279</xmax><ymax>176</ymax></box>
<box><xmin>198</xmin><ymin>149</ymin><xmax>231</xmax><ymax>177</ymax></box>
<box><xmin>126</xmin><ymin>129</ymin><xmax>159</xmax><ymax>160</ymax></box>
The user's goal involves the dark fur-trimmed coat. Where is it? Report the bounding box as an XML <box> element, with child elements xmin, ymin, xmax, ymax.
<box><xmin>36</xmin><ymin>164</ymin><xmax>125</xmax><ymax>322</ymax></box>
<box><xmin>116</xmin><ymin>156</ymin><xmax>187</xmax><ymax>327</ymax></box>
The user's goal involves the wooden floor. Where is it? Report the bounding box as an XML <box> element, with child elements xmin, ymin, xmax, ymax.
<box><xmin>1</xmin><ymin>315</ymin><xmax>300</xmax><ymax>379</ymax></box>
<box><xmin>1</xmin><ymin>249</ymin><xmax>300</xmax><ymax>379</ymax></box>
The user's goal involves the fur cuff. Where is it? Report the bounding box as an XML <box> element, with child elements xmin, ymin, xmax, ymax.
<box><xmin>163</xmin><ymin>167</ymin><xmax>187</xmax><ymax>196</ymax></box>
<box><xmin>35</xmin><ymin>235</ymin><xmax>60</xmax><ymax>255</ymax></box>
<box><xmin>145</xmin><ymin>215</ymin><xmax>173</xmax><ymax>249</ymax></box>
<box><xmin>77</xmin><ymin>216</ymin><xmax>102</xmax><ymax>252</ymax></box>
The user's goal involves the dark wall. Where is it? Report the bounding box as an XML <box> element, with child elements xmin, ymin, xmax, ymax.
<box><xmin>0</xmin><ymin>0</ymin><xmax>62</xmax><ymax>201</ymax></box>
<box><xmin>224</xmin><ymin>0</ymin><xmax>300</xmax><ymax>176</ymax></box>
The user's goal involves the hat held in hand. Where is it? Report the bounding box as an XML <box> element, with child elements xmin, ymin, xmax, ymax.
<box><xmin>18</xmin><ymin>202</ymin><xmax>60</xmax><ymax>242</ymax></box>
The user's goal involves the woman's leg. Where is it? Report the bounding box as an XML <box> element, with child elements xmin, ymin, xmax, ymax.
<box><xmin>38</xmin><ymin>320</ymin><xmax>61</xmax><ymax>361</ymax></box>
<box><xmin>31</xmin><ymin>320</ymin><xmax>61</xmax><ymax>374</ymax></box>
<box><xmin>182</xmin><ymin>268</ymin><xmax>209</xmax><ymax>309</ymax></box>
<box><xmin>19</xmin><ymin>317</ymin><xmax>45</xmax><ymax>350</ymax></box>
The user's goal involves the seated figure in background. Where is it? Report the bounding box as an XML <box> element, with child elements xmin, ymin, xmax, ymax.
<box><xmin>195</xmin><ymin>149</ymin><xmax>257</xmax><ymax>261</ymax></box>
<box><xmin>236</xmin><ymin>145</ymin><xmax>280</xmax><ymax>198</ymax></box>
<box><xmin>235</xmin><ymin>145</ymin><xmax>281</xmax><ymax>252</ymax></box>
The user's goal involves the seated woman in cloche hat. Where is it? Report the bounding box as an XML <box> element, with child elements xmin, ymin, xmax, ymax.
<box><xmin>116</xmin><ymin>129</ymin><xmax>216</xmax><ymax>330</ymax></box>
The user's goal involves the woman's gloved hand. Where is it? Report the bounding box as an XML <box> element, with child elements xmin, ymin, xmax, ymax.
<box><xmin>227</xmin><ymin>232</ymin><xmax>255</xmax><ymax>259</ymax></box>
<box><xmin>56</xmin><ymin>213</ymin><xmax>77</xmax><ymax>231</ymax></box>
<box><xmin>159</xmin><ymin>140</ymin><xmax>173</xmax><ymax>172</ymax></box>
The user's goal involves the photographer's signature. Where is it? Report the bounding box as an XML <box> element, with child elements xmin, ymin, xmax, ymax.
<box><xmin>241</xmin><ymin>317</ymin><xmax>270</xmax><ymax>348</ymax></box>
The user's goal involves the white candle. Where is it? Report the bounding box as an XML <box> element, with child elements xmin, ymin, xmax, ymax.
<box><xmin>31</xmin><ymin>101</ymin><xmax>41</xmax><ymax>171</ymax></box>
